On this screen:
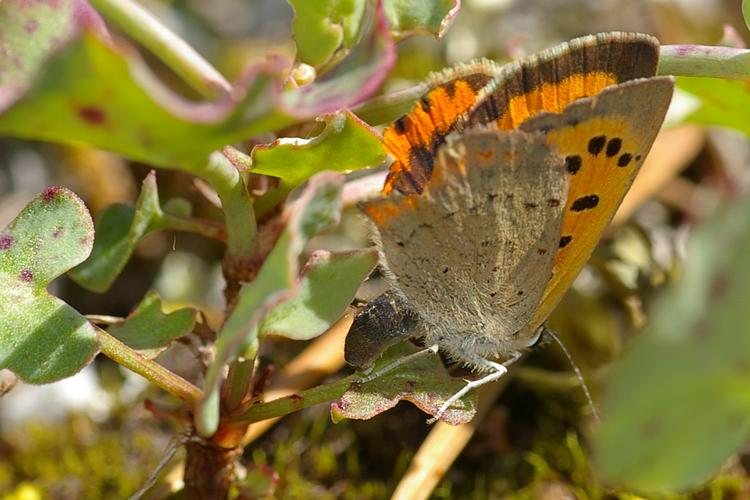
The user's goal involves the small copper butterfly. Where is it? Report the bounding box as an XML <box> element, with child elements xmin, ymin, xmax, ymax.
<box><xmin>345</xmin><ymin>33</ymin><xmax>674</xmax><ymax>419</ymax></box>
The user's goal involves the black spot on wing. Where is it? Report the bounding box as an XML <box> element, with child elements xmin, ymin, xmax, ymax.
<box><xmin>565</xmin><ymin>155</ymin><xmax>582</xmax><ymax>174</ymax></box>
<box><xmin>588</xmin><ymin>135</ymin><xmax>606</xmax><ymax>155</ymax></box>
<box><xmin>570</xmin><ymin>194</ymin><xmax>600</xmax><ymax>212</ymax></box>
<box><xmin>617</xmin><ymin>153</ymin><xmax>632</xmax><ymax>167</ymax></box>
<box><xmin>606</xmin><ymin>137</ymin><xmax>622</xmax><ymax>157</ymax></box>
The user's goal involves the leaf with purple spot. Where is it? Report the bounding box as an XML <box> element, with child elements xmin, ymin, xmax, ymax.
<box><xmin>0</xmin><ymin>0</ymin><xmax>394</xmax><ymax>170</ymax></box>
<box><xmin>0</xmin><ymin>187</ymin><xmax>99</xmax><ymax>384</ymax></box>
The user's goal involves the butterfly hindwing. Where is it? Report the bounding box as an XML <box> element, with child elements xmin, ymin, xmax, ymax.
<box><xmin>520</xmin><ymin>76</ymin><xmax>675</xmax><ymax>330</ymax></box>
<box><xmin>364</xmin><ymin>129</ymin><xmax>568</xmax><ymax>360</ymax></box>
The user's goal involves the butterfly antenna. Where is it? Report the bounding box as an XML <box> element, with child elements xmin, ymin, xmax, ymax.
<box><xmin>542</xmin><ymin>327</ymin><xmax>600</xmax><ymax>422</ymax></box>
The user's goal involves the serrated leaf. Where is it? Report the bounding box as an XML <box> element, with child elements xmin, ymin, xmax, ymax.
<box><xmin>332</xmin><ymin>343</ymin><xmax>476</xmax><ymax>425</ymax></box>
<box><xmin>382</xmin><ymin>0</ymin><xmax>460</xmax><ymax>39</ymax></box>
<box><xmin>0</xmin><ymin>187</ymin><xmax>99</xmax><ymax>383</ymax></box>
<box><xmin>197</xmin><ymin>172</ymin><xmax>346</xmax><ymax>436</ymax></box>
<box><xmin>288</xmin><ymin>0</ymin><xmax>368</xmax><ymax>67</ymax></box>
<box><xmin>251</xmin><ymin>110</ymin><xmax>386</xmax><ymax>213</ymax></box>
<box><xmin>678</xmin><ymin>77</ymin><xmax>750</xmax><ymax>136</ymax></box>
<box><xmin>108</xmin><ymin>290</ymin><xmax>196</xmax><ymax>358</ymax></box>
<box><xmin>595</xmin><ymin>194</ymin><xmax>750</xmax><ymax>492</ymax></box>
<box><xmin>69</xmin><ymin>171</ymin><xmax>162</xmax><ymax>292</ymax></box>
<box><xmin>260</xmin><ymin>249</ymin><xmax>377</xmax><ymax>340</ymax></box>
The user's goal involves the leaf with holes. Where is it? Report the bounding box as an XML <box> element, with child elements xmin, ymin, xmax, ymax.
<box><xmin>332</xmin><ymin>343</ymin><xmax>476</xmax><ymax>425</ymax></box>
<box><xmin>69</xmin><ymin>171</ymin><xmax>163</xmax><ymax>292</ymax></box>
<box><xmin>260</xmin><ymin>249</ymin><xmax>377</xmax><ymax>340</ymax></box>
<box><xmin>251</xmin><ymin>110</ymin><xmax>386</xmax><ymax>214</ymax></box>
<box><xmin>108</xmin><ymin>290</ymin><xmax>197</xmax><ymax>359</ymax></box>
<box><xmin>595</xmin><ymin>194</ymin><xmax>750</xmax><ymax>492</ymax></box>
<box><xmin>382</xmin><ymin>0</ymin><xmax>460</xmax><ymax>39</ymax></box>
<box><xmin>197</xmin><ymin>172</ymin><xmax>346</xmax><ymax>436</ymax></box>
<box><xmin>0</xmin><ymin>187</ymin><xmax>99</xmax><ymax>384</ymax></box>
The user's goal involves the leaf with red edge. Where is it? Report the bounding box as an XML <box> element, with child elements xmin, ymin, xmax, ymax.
<box><xmin>332</xmin><ymin>343</ymin><xmax>476</xmax><ymax>425</ymax></box>
<box><xmin>0</xmin><ymin>0</ymin><xmax>394</xmax><ymax>170</ymax></box>
<box><xmin>0</xmin><ymin>187</ymin><xmax>99</xmax><ymax>384</ymax></box>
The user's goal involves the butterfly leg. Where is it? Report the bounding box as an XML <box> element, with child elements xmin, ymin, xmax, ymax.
<box><xmin>426</xmin><ymin>352</ymin><xmax>523</xmax><ymax>425</ymax></box>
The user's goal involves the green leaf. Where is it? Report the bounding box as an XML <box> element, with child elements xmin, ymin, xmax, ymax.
<box><xmin>0</xmin><ymin>187</ymin><xmax>99</xmax><ymax>383</ymax></box>
<box><xmin>69</xmin><ymin>171</ymin><xmax>162</xmax><ymax>292</ymax></box>
<box><xmin>332</xmin><ymin>343</ymin><xmax>476</xmax><ymax>425</ymax></box>
<box><xmin>251</xmin><ymin>110</ymin><xmax>386</xmax><ymax>213</ymax></box>
<box><xmin>108</xmin><ymin>290</ymin><xmax>196</xmax><ymax>358</ymax></box>
<box><xmin>288</xmin><ymin>0</ymin><xmax>368</xmax><ymax>67</ymax></box>
<box><xmin>196</xmin><ymin>172</ymin><xmax>346</xmax><ymax>436</ymax></box>
<box><xmin>0</xmin><ymin>1</ymin><xmax>394</xmax><ymax>171</ymax></box>
<box><xmin>595</xmin><ymin>194</ymin><xmax>750</xmax><ymax>492</ymax></box>
<box><xmin>678</xmin><ymin>77</ymin><xmax>750</xmax><ymax>136</ymax></box>
<box><xmin>0</xmin><ymin>29</ymin><xmax>291</xmax><ymax>169</ymax></box>
<box><xmin>260</xmin><ymin>249</ymin><xmax>377</xmax><ymax>340</ymax></box>
<box><xmin>0</xmin><ymin>0</ymin><xmax>106</xmax><ymax>113</ymax></box>
<box><xmin>283</xmin><ymin>4</ymin><xmax>396</xmax><ymax>118</ymax></box>
<box><xmin>382</xmin><ymin>0</ymin><xmax>459</xmax><ymax>38</ymax></box>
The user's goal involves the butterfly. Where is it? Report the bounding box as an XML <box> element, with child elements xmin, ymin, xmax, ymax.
<box><xmin>346</xmin><ymin>32</ymin><xmax>674</xmax><ymax>420</ymax></box>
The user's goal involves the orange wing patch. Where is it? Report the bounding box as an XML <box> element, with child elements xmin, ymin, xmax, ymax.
<box><xmin>384</xmin><ymin>33</ymin><xmax>660</xmax><ymax>196</ymax></box>
<box><xmin>523</xmin><ymin>77</ymin><xmax>674</xmax><ymax>328</ymax></box>
<box><xmin>382</xmin><ymin>61</ymin><xmax>497</xmax><ymax>195</ymax></box>
<box><xmin>497</xmin><ymin>72</ymin><xmax>617</xmax><ymax>129</ymax></box>
<box><xmin>529</xmin><ymin>116</ymin><xmax>642</xmax><ymax>324</ymax></box>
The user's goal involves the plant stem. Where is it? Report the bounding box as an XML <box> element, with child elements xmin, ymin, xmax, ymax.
<box><xmin>227</xmin><ymin>375</ymin><xmax>355</xmax><ymax>424</ymax></box>
<box><xmin>201</xmin><ymin>151</ymin><xmax>257</xmax><ymax>261</ymax></box>
<box><xmin>89</xmin><ymin>0</ymin><xmax>232</xmax><ymax>98</ymax></box>
<box><xmin>160</xmin><ymin>213</ymin><xmax>227</xmax><ymax>243</ymax></box>
<box><xmin>659</xmin><ymin>45</ymin><xmax>750</xmax><ymax>81</ymax></box>
<box><xmin>352</xmin><ymin>83</ymin><xmax>425</xmax><ymax>125</ymax></box>
<box><xmin>224</xmin><ymin>359</ymin><xmax>255</xmax><ymax>412</ymax></box>
<box><xmin>97</xmin><ymin>327</ymin><xmax>203</xmax><ymax>405</ymax></box>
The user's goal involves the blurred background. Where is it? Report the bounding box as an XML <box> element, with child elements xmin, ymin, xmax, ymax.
<box><xmin>1</xmin><ymin>0</ymin><xmax>749</xmax><ymax>498</ymax></box>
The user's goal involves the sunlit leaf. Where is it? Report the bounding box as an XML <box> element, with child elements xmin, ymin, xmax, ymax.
<box><xmin>0</xmin><ymin>0</ymin><xmax>393</xmax><ymax>171</ymax></box>
<box><xmin>382</xmin><ymin>0</ymin><xmax>460</xmax><ymax>38</ymax></box>
<box><xmin>678</xmin><ymin>77</ymin><xmax>750</xmax><ymax>136</ymax></box>
<box><xmin>0</xmin><ymin>187</ymin><xmax>99</xmax><ymax>383</ymax></box>
<box><xmin>288</xmin><ymin>0</ymin><xmax>367</xmax><ymax>67</ymax></box>
<box><xmin>251</xmin><ymin>110</ymin><xmax>386</xmax><ymax>213</ymax></box>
